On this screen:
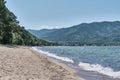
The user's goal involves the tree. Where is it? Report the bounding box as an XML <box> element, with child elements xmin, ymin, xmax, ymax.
<box><xmin>0</xmin><ymin>0</ymin><xmax>53</xmax><ymax>46</ymax></box>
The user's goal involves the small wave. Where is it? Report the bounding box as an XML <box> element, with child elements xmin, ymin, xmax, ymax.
<box><xmin>32</xmin><ymin>47</ymin><xmax>74</xmax><ymax>63</ymax></box>
<box><xmin>78</xmin><ymin>62</ymin><xmax>120</xmax><ymax>79</ymax></box>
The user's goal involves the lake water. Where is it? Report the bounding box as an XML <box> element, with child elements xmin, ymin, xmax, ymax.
<box><xmin>32</xmin><ymin>46</ymin><xmax>120</xmax><ymax>80</ymax></box>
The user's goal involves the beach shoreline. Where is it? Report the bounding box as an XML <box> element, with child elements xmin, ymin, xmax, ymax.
<box><xmin>0</xmin><ymin>45</ymin><xmax>83</xmax><ymax>80</ymax></box>
<box><xmin>33</xmin><ymin>46</ymin><xmax>119</xmax><ymax>80</ymax></box>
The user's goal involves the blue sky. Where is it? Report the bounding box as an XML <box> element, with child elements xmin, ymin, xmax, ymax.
<box><xmin>6</xmin><ymin>0</ymin><xmax>120</xmax><ymax>30</ymax></box>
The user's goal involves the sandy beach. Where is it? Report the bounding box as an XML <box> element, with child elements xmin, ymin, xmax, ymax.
<box><xmin>0</xmin><ymin>45</ymin><xmax>83</xmax><ymax>80</ymax></box>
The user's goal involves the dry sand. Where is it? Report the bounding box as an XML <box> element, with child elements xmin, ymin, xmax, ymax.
<box><xmin>0</xmin><ymin>45</ymin><xmax>84</xmax><ymax>80</ymax></box>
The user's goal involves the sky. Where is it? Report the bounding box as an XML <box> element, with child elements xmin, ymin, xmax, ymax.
<box><xmin>6</xmin><ymin>0</ymin><xmax>120</xmax><ymax>30</ymax></box>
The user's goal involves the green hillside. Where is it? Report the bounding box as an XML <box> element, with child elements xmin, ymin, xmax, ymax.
<box><xmin>28</xmin><ymin>21</ymin><xmax>120</xmax><ymax>46</ymax></box>
<box><xmin>0</xmin><ymin>0</ymin><xmax>52</xmax><ymax>46</ymax></box>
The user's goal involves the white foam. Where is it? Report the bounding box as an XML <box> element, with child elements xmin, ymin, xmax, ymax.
<box><xmin>78</xmin><ymin>62</ymin><xmax>120</xmax><ymax>79</ymax></box>
<box><xmin>32</xmin><ymin>47</ymin><xmax>74</xmax><ymax>63</ymax></box>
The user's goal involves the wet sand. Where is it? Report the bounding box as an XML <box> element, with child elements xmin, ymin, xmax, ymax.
<box><xmin>0</xmin><ymin>45</ymin><xmax>83</xmax><ymax>80</ymax></box>
<box><xmin>58</xmin><ymin>61</ymin><xmax>119</xmax><ymax>80</ymax></box>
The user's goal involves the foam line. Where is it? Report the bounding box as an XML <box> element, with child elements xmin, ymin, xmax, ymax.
<box><xmin>79</xmin><ymin>62</ymin><xmax>120</xmax><ymax>79</ymax></box>
<box><xmin>32</xmin><ymin>47</ymin><xmax>74</xmax><ymax>63</ymax></box>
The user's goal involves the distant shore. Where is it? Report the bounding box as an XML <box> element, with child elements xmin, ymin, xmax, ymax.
<box><xmin>0</xmin><ymin>45</ymin><xmax>83</xmax><ymax>80</ymax></box>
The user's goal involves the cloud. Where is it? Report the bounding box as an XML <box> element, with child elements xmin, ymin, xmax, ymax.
<box><xmin>39</xmin><ymin>25</ymin><xmax>60</xmax><ymax>29</ymax></box>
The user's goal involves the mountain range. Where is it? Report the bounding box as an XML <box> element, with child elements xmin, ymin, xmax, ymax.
<box><xmin>28</xmin><ymin>21</ymin><xmax>120</xmax><ymax>45</ymax></box>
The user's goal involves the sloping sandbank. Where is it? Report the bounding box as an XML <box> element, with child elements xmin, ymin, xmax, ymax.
<box><xmin>0</xmin><ymin>45</ymin><xmax>84</xmax><ymax>80</ymax></box>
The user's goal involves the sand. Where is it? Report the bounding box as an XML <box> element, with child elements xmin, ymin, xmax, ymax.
<box><xmin>0</xmin><ymin>45</ymin><xmax>84</xmax><ymax>80</ymax></box>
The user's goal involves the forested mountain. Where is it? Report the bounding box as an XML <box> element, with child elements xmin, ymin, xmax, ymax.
<box><xmin>28</xmin><ymin>29</ymin><xmax>58</xmax><ymax>38</ymax></box>
<box><xmin>0</xmin><ymin>0</ymin><xmax>52</xmax><ymax>46</ymax></box>
<box><xmin>28</xmin><ymin>21</ymin><xmax>120</xmax><ymax>45</ymax></box>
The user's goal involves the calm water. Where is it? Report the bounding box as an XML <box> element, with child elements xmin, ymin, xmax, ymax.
<box><xmin>33</xmin><ymin>46</ymin><xmax>120</xmax><ymax>79</ymax></box>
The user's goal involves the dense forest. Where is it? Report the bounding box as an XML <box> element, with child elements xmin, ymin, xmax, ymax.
<box><xmin>0</xmin><ymin>0</ymin><xmax>54</xmax><ymax>46</ymax></box>
<box><xmin>28</xmin><ymin>21</ymin><xmax>120</xmax><ymax>46</ymax></box>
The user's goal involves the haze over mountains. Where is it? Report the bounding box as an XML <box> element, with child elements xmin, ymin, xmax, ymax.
<box><xmin>28</xmin><ymin>21</ymin><xmax>120</xmax><ymax>45</ymax></box>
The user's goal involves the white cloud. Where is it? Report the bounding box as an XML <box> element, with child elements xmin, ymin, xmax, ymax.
<box><xmin>39</xmin><ymin>25</ymin><xmax>60</xmax><ymax>29</ymax></box>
